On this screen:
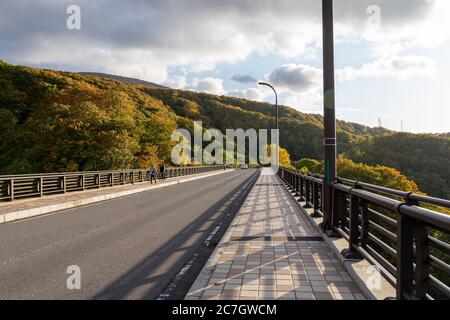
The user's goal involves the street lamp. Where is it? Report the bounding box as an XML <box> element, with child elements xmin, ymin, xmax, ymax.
<box><xmin>258</xmin><ymin>81</ymin><xmax>279</xmax><ymax>170</ymax></box>
<box><xmin>258</xmin><ymin>82</ymin><xmax>278</xmax><ymax>130</ymax></box>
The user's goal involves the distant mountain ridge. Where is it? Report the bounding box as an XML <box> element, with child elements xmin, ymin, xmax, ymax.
<box><xmin>79</xmin><ymin>72</ymin><xmax>167</xmax><ymax>88</ymax></box>
<box><xmin>0</xmin><ymin>60</ymin><xmax>448</xmax><ymax>198</ymax></box>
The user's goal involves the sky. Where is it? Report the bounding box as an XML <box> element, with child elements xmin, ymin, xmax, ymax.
<box><xmin>1</xmin><ymin>0</ymin><xmax>449</xmax><ymax>133</ymax></box>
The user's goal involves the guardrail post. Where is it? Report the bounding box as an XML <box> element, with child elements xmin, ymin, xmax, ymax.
<box><xmin>311</xmin><ymin>182</ymin><xmax>321</xmax><ymax>217</ymax></box>
<box><xmin>304</xmin><ymin>179</ymin><xmax>312</xmax><ymax>209</ymax></box>
<box><xmin>331</xmin><ymin>185</ymin><xmax>342</xmax><ymax>232</ymax></box>
<box><xmin>360</xmin><ymin>199</ymin><xmax>369</xmax><ymax>247</ymax></box>
<box><xmin>130</xmin><ymin>171</ymin><xmax>134</xmax><ymax>184</ymax></box>
<box><xmin>396</xmin><ymin>212</ymin><xmax>415</xmax><ymax>300</ymax></box>
<box><xmin>39</xmin><ymin>177</ymin><xmax>43</xmax><ymax>197</ymax></box>
<box><xmin>96</xmin><ymin>173</ymin><xmax>101</xmax><ymax>188</ymax></box>
<box><xmin>299</xmin><ymin>176</ymin><xmax>305</xmax><ymax>201</ymax></box>
<box><xmin>292</xmin><ymin>172</ymin><xmax>295</xmax><ymax>192</ymax></box>
<box><xmin>414</xmin><ymin>221</ymin><xmax>429</xmax><ymax>299</ymax></box>
<box><xmin>81</xmin><ymin>174</ymin><xmax>85</xmax><ymax>190</ymax></box>
<box><xmin>9</xmin><ymin>178</ymin><xmax>14</xmax><ymax>201</ymax></box>
<box><xmin>342</xmin><ymin>193</ymin><xmax>362</xmax><ymax>259</ymax></box>
<box><xmin>63</xmin><ymin>176</ymin><xmax>66</xmax><ymax>193</ymax></box>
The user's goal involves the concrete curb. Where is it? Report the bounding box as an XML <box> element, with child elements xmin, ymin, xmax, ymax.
<box><xmin>0</xmin><ymin>169</ymin><xmax>235</xmax><ymax>225</ymax></box>
<box><xmin>278</xmin><ymin>177</ymin><xmax>396</xmax><ymax>300</ymax></box>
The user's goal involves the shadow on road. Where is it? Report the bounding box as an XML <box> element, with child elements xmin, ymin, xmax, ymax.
<box><xmin>92</xmin><ymin>169</ymin><xmax>260</xmax><ymax>300</ymax></box>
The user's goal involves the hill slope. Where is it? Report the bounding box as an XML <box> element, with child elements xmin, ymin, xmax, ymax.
<box><xmin>0</xmin><ymin>61</ymin><xmax>448</xmax><ymax>198</ymax></box>
<box><xmin>78</xmin><ymin>72</ymin><xmax>167</xmax><ymax>88</ymax></box>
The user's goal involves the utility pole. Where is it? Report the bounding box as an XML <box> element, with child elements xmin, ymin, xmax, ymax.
<box><xmin>322</xmin><ymin>0</ymin><xmax>337</xmax><ymax>232</ymax></box>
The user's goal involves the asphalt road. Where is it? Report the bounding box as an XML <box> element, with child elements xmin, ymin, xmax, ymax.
<box><xmin>0</xmin><ymin>169</ymin><xmax>259</xmax><ymax>300</ymax></box>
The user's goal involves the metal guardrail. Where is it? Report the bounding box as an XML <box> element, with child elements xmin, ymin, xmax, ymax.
<box><xmin>0</xmin><ymin>165</ymin><xmax>226</xmax><ymax>202</ymax></box>
<box><xmin>278</xmin><ymin>168</ymin><xmax>450</xmax><ymax>300</ymax></box>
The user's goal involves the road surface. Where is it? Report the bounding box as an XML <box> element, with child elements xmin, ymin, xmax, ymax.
<box><xmin>0</xmin><ymin>169</ymin><xmax>258</xmax><ymax>299</ymax></box>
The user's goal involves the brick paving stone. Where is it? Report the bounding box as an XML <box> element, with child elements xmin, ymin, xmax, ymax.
<box><xmin>186</xmin><ymin>169</ymin><xmax>366</xmax><ymax>300</ymax></box>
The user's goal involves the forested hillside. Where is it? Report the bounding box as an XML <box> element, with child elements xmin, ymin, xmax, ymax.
<box><xmin>0</xmin><ymin>61</ymin><xmax>448</xmax><ymax>198</ymax></box>
<box><xmin>346</xmin><ymin>133</ymin><xmax>450</xmax><ymax>199</ymax></box>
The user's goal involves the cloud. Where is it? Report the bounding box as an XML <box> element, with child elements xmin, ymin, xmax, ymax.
<box><xmin>228</xmin><ymin>88</ymin><xmax>265</xmax><ymax>102</ymax></box>
<box><xmin>261</xmin><ymin>53</ymin><xmax>437</xmax><ymax>113</ymax></box>
<box><xmin>337</xmin><ymin>55</ymin><xmax>438</xmax><ymax>80</ymax></box>
<box><xmin>191</xmin><ymin>77</ymin><xmax>224</xmax><ymax>95</ymax></box>
<box><xmin>230</xmin><ymin>74</ymin><xmax>258</xmax><ymax>84</ymax></box>
<box><xmin>1</xmin><ymin>0</ymin><xmax>447</xmax><ymax>83</ymax></box>
<box><xmin>266</xmin><ymin>64</ymin><xmax>322</xmax><ymax>92</ymax></box>
<box><xmin>164</xmin><ymin>75</ymin><xmax>187</xmax><ymax>89</ymax></box>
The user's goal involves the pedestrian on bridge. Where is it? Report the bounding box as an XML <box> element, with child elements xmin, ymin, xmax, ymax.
<box><xmin>149</xmin><ymin>164</ymin><xmax>157</xmax><ymax>184</ymax></box>
<box><xmin>159</xmin><ymin>163</ymin><xmax>166</xmax><ymax>180</ymax></box>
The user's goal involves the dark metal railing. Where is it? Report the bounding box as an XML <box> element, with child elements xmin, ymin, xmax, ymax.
<box><xmin>0</xmin><ymin>165</ymin><xmax>226</xmax><ymax>202</ymax></box>
<box><xmin>278</xmin><ymin>167</ymin><xmax>450</xmax><ymax>300</ymax></box>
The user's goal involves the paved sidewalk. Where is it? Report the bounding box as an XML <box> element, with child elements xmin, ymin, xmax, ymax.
<box><xmin>0</xmin><ymin>169</ymin><xmax>233</xmax><ymax>224</ymax></box>
<box><xmin>185</xmin><ymin>168</ymin><xmax>365</xmax><ymax>300</ymax></box>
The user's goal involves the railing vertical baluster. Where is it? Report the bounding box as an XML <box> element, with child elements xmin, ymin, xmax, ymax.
<box><xmin>396</xmin><ymin>213</ymin><xmax>415</xmax><ymax>300</ymax></box>
<box><xmin>63</xmin><ymin>176</ymin><xmax>66</xmax><ymax>193</ymax></box>
<box><xmin>82</xmin><ymin>174</ymin><xmax>85</xmax><ymax>190</ymax></box>
<box><xmin>97</xmin><ymin>173</ymin><xmax>101</xmax><ymax>188</ymax></box>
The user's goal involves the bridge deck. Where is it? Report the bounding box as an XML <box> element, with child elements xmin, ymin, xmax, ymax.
<box><xmin>0</xmin><ymin>169</ymin><xmax>232</xmax><ymax>224</ymax></box>
<box><xmin>186</xmin><ymin>168</ymin><xmax>365</xmax><ymax>300</ymax></box>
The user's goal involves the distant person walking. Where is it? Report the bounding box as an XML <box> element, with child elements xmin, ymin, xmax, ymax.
<box><xmin>159</xmin><ymin>163</ymin><xmax>166</xmax><ymax>180</ymax></box>
<box><xmin>149</xmin><ymin>164</ymin><xmax>157</xmax><ymax>184</ymax></box>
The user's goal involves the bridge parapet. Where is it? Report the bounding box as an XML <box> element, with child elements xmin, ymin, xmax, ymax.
<box><xmin>278</xmin><ymin>167</ymin><xmax>450</xmax><ymax>300</ymax></box>
<box><xmin>0</xmin><ymin>165</ymin><xmax>226</xmax><ymax>202</ymax></box>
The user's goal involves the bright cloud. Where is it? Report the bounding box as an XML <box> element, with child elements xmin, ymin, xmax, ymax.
<box><xmin>164</xmin><ymin>75</ymin><xmax>187</xmax><ymax>89</ymax></box>
<box><xmin>228</xmin><ymin>88</ymin><xmax>265</xmax><ymax>102</ymax></box>
<box><xmin>337</xmin><ymin>55</ymin><xmax>438</xmax><ymax>81</ymax></box>
<box><xmin>191</xmin><ymin>77</ymin><xmax>224</xmax><ymax>95</ymax></box>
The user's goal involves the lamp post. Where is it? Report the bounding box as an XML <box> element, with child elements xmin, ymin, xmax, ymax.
<box><xmin>322</xmin><ymin>0</ymin><xmax>337</xmax><ymax>233</ymax></box>
<box><xmin>258</xmin><ymin>82</ymin><xmax>278</xmax><ymax>130</ymax></box>
<box><xmin>258</xmin><ymin>81</ymin><xmax>279</xmax><ymax>170</ymax></box>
